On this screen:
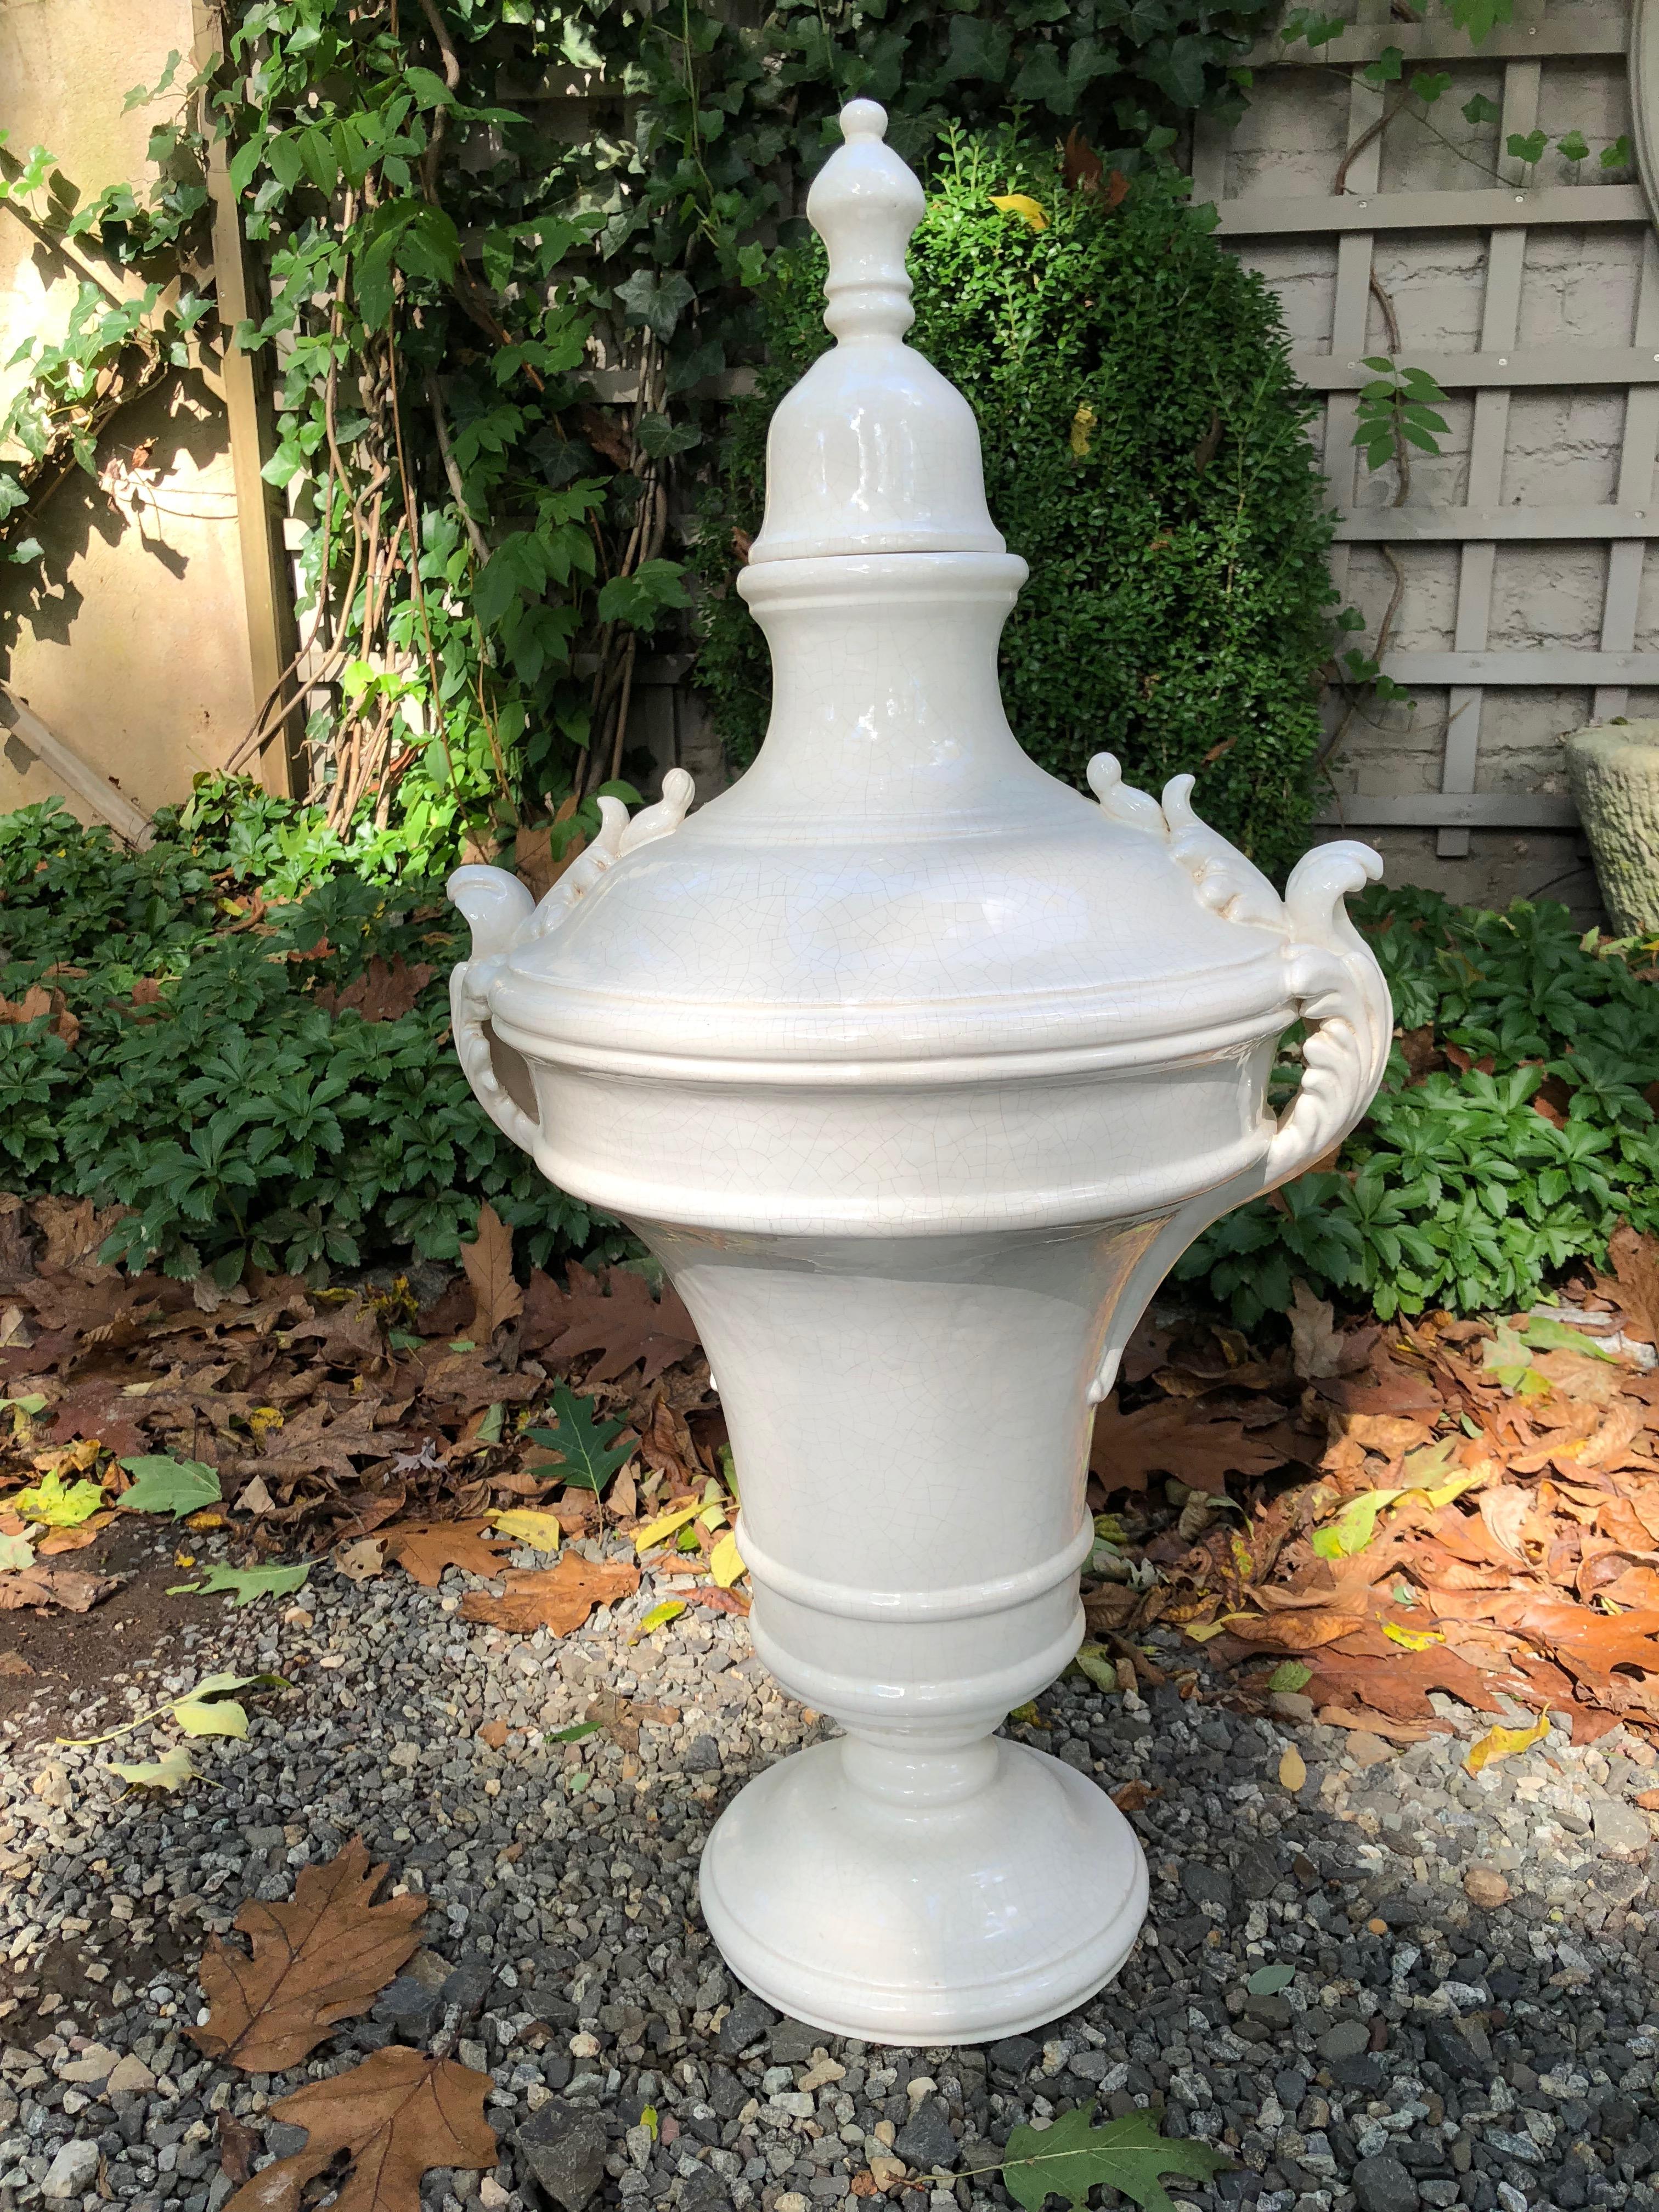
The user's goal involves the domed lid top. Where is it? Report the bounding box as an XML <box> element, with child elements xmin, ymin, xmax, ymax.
<box><xmin>746</xmin><ymin>100</ymin><xmax>1007</xmax><ymax>565</ymax></box>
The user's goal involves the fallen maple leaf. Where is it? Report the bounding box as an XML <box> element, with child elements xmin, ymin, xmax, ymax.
<box><xmin>189</xmin><ymin>1835</ymin><xmax>427</xmax><ymax>2073</ymax></box>
<box><xmin>460</xmin><ymin>1202</ymin><xmax>522</xmax><ymax>1342</ymax></box>
<box><xmin>459</xmin><ymin>1554</ymin><xmax>640</xmax><ymax>1636</ymax></box>
<box><xmin>1090</xmin><ymin>1394</ymin><xmax>1287</xmax><ymax>1498</ymax></box>
<box><xmin>220</xmin><ymin>2046</ymin><xmax>496</xmax><ymax>2212</ymax></box>
<box><xmin>381</xmin><ymin>1519</ymin><xmax>512</xmax><ymax>1589</ymax></box>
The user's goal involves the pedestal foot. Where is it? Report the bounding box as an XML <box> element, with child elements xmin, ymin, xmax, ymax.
<box><xmin>698</xmin><ymin>1735</ymin><xmax>1148</xmax><ymax>2046</ymax></box>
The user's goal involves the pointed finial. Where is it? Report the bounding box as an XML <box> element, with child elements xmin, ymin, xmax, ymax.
<box><xmin>806</xmin><ymin>99</ymin><xmax>927</xmax><ymax>343</ymax></box>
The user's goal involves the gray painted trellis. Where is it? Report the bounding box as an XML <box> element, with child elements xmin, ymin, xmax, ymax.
<box><xmin>1193</xmin><ymin>0</ymin><xmax>1657</xmax><ymax>857</ymax></box>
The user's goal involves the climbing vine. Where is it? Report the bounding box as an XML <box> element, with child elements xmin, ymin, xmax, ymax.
<box><xmin>1</xmin><ymin>1</ymin><xmax>1286</xmax><ymax>872</ymax></box>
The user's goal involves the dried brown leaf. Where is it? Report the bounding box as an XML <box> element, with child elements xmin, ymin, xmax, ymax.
<box><xmin>220</xmin><ymin>2047</ymin><xmax>495</xmax><ymax>2212</ymax></box>
<box><xmin>527</xmin><ymin>1261</ymin><xmax>698</xmax><ymax>1383</ymax></box>
<box><xmin>0</xmin><ymin>1563</ymin><xmax>118</xmax><ymax>1612</ymax></box>
<box><xmin>1090</xmin><ymin>1393</ymin><xmax>1289</xmax><ymax>1498</ymax></box>
<box><xmin>381</xmin><ymin>1519</ymin><xmax>512</xmax><ymax>1589</ymax></box>
<box><xmin>1224</xmin><ymin>1609</ymin><xmax>1366</xmax><ymax>1651</ymax></box>
<box><xmin>1289</xmin><ymin>1279</ymin><xmax>1344</xmax><ymax>1381</ymax></box>
<box><xmin>460</xmin><ymin>1204</ymin><xmax>522</xmax><ymax>1342</ymax></box>
<box><xmin>1606</xmin><ymin>1223</ymin><xmax>1659</xmax><ymax>1345</ymax></box>
<box><xmin>314</xmin><ymin>957</ymin><xmax>436</xmax><ymax>1023</ymax></box>
<box><xmin>459</xmin><ymin>1555</ymin><xmax>639</xmax><ymax>1637</ymax></box>
<box><xmin>189</xmin><ymin>1837</ymin><xmax>426</xmax><ymax>2073</ymax></box>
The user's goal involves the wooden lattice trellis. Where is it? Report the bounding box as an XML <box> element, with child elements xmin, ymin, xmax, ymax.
<box><xmin>1194</xmin><ymin>0</ymin><xmax>1656</xmax><ymax>859</ymax></box>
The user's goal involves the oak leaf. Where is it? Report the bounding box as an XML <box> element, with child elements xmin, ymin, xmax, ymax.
<box><xmin>189</xmin><ymin>1836</ymin><xmax>426</xmax><ymax>2073</ymax></box>
<box><xmin>524</xmin><ymin>1260</ymin><xmax>698</xmax><ymax>1382</ymax></box>
<box><xmin>220</xmin><ymin>2046</ymin><xmax>495</xmax><ymax>2212</ymax></box>
<box><xmin>1606</xmin><ymin>1223</ymin><xmax>1659</xmax><ymax>1345</ymax></box>
<box><xmin>0</xmin><ymin>1562</ymin><xmax>117</xmax><ymax>1611</ymax></box>
<box><xmin>459</xmin><ymin>1554</ymin><xmax>639</xmax><ymax>1636</ymax></box>
<box><xmin>1303</xmin><ymin>1641</ymin><xmax>1504</xmax><ymax>1722</ymax></box>
<box><xmin>1090</xmin><ymin>1394</ymin><xmax>1288</xmax><ymax>1498</ymax></box>
<box><xmin>1289</xmin><ymin>1279</ymin><xmax>1344</xmax><ymax>1380</ymax></box>
<box><xmin>1517</xmin><ymin>1599</ymin><xmax>1659</xmax><ymax>1683</ymax></box>
<box><xmin>381</xmin><ymin>1519</ymin><xmax>512</xmax><ymax>1589</ymax></box>
<box><xmin>1224</xmin><ymin>1610</ymin><xmax>1365</xmax><ymax>1651</ymax></box>
<box><xmin>460</xmin><ymin>1203</ymin><xmax>522</xmax><ymax>1341</ymax></box>
<box><xmin>314</xmin><ymin>957</ymin><xmax>436</xmax><ymax>1022</ymax></box>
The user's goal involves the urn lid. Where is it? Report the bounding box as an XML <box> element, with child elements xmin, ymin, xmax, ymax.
<box><xmin>475</xmin><ymin>101</ymin><xmax>1312</xmax><ymax>1076</ymax></box>
<box><xmin>746</xmin><ymin>100</ymin><xmax>1007</xmax><ymax>566</ymax></box>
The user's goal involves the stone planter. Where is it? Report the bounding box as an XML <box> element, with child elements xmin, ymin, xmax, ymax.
<box><xmin>1564</xmin><ymin>719</ymin><xmax>1659</xmax><ymax>935</ymax></box>
<box><xmin>446</xmin><ymin>98</ymin><xmax>1392</xmax><ymax>2044</ymax></box>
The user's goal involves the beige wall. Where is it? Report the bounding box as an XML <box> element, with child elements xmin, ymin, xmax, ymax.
<box><xmin>1209</xmin><ymin>0</ymin><xmax>1644</xmax><ymax>912</ymax></box>
<box><xmin>0</xmin><ymin>0</ymin><xmax>261</xmax><ymax>822</ymax></box>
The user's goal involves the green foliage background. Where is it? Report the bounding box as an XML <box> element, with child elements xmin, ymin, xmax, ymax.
<box><xmin>0</xmin><ymin>786</ymin><xmax>613</xmax><ymax>1284</ymax></box>
<box><xmin>693</xmin><ymin>137</ymin><xmax>1335</xmax><ymax>874</ymax></box>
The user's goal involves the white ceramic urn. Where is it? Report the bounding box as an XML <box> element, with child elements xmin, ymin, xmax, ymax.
<box><xmin>448</xmin><ymin>99</ymin><xmax>1391</xmax><ymax>2047</ymax></box>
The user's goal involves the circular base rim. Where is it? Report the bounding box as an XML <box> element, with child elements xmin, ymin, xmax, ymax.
<box><xmin>698</xmin><ymin>1737</ymin><xmax>1148</xmax><ymax>2046</ymax></box>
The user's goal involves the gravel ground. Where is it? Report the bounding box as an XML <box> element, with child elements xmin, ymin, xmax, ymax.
<box><xmin>3</xmin><ymin>1522</ymin><xmax>1658</xmax><ymax>2212</ymax></box>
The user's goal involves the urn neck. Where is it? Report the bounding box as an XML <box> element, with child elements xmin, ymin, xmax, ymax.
<box><xmin>735</xmin><ymin>551</ymin><xmax>1037</xmax><ymax>819</ymax></box>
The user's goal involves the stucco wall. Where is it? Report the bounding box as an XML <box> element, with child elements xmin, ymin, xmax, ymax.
<box><xmin>0</xmin><ymin>0</ymin><xmax>258</xmax><ymax>822</ymax></box>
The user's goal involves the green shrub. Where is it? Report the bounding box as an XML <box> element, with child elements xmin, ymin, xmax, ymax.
<box><xmin>0</xmin><ymin>782</ymin><xmax>617</xmax><ymax>1284</ymax></box>
<box><xmin>692</xmin><ymin>133</ymin><xmax>1336</xmax><ymax>878</ymax></box>
<box><xmin>1184</xmin><ymin>888</ymin><xmax>1659</xmax><ymax>1325</ymax></box>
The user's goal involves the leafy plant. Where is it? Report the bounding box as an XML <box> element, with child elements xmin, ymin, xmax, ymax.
<box><xmin>694</xmin><ymin>135</ymin><xmax>1336</xmax><ymax>877</ymax></box>
<box><xmin>0</xmin><ymin>781</ymin><xmax>623</xmax><ymax>1283</ymax></box>
<box><xmin>1182</xmin><ymin>887</ymin><xmax>1659</xmax><ymax>1324</ymax></box>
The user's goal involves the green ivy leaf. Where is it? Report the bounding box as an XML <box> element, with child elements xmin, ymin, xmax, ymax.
<box><xmin>1462</xmin><ymin>92</ymin><xmax>1502</xmax><ymax>126</ymax></box>
<box><xmin>1002</xmin><ymin>2106</ymin><xmax>1230</xmax><ymax>2212</ymax></box>
<box><xmin>117</xmin><ymin>1455</ymin><xmax>223</xmax><ymax>1519</ymax></box>
<box><xmin>614</xmin><ymin>268</ymin><xmax>696</xmax><ymax>343</ymax></box>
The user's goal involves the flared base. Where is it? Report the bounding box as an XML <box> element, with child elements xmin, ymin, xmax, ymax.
<box><xmin>698</xmin><ymin>1735</ymin><xmax>1148</xmax><ymax>2046</ymax></box>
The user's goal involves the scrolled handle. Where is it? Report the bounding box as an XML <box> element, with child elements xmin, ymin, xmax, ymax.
<box><xmin>1079</xmin><ymin>788</ymin><xmax>1391</xmax><ymax>1406</ymax></box>
<box><xmin>450</xmin><ymin>958</ymin><xmax>542</xmax><ymax>1156</ymax></box>
<box><xmin>447</xmin><ymin>865</ymin><xmax>541</xmax><ymax>1158</ymax></box>
<box><xmin>1263</xmin><ymin>841</ymin><xmax>1391</xmax><ymax>1186</ymax></box>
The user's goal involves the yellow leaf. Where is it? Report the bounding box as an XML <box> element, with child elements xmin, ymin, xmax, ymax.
<box><xmin>1069</xmin><ymin>402</ymin><xmax>1097</xmax><ymax>459</ymax></box>
<box><xmin>697</xmin><ymin>1502</ymin><xmax>729</xmax><ymax>1532</ymax></box>
<box><xmin>990</xmin><ymin>193</ymin><xmax>1048</xmax><ymax>231</ymax></box>
<box><xmin>110</xmin><ymin>1745</ymin><xmax>197</xmax><ymax>1791</ymax></box>
<box><xmin>631</xmin><ymin>1599</ymin><xmax>686</xmax><ymax>1641</ymax></box>
<box><xmin>1384</xmin><ymin>1621</ymin><xmax>1444</xmax><ymax>1651</ymax></box>
<box><xmin>633</xmin><ymin>1503</ymin><xmax>703</xmax><ymax>1553</ymax></box>
<box><xmin>171</xmin><ymin>1696</ymin><xmax>249</xmax><ymax>1740</ymax></box>
<box><xmin>1184</xmin><ymin>1618</ymin><xmax>1233</xmax><ymax>1641</ymax></box>
<box><xmin>0</xmin><ymin>1530</ymin><xmax>35</xmax><ymax>1571</ymax></box>
<box><xmin>709</xmin><ymin>1530</ymin><xmax>746</xmax><ymax>1588</ymax></box>
<box><xmin>249</xmin><ymin>1406</ymin><xmax>285</xmax><ymax>1442</ymax></box>
<box><xmin>13</xmin><ymin>1469</ymin><xmax>105</xmax><ymax>1528</ymax></box>
<box><xmin>1278</xmin><ymin>1746</ymin><xmax>1307</xmax><ymax>1792</ymax></box>
<box><xmin>488</xmin><ymin>1508</ymin><xmax>563</xmax><ymax>1553</ymax></box>
<box><xmin>1465</xmin><ymin>1712</ymin><xmax>1549</xmax><ymax>1775</ymax></box>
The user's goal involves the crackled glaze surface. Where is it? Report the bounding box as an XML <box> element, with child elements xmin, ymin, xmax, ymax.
<box><xmin>448</xmin><ymin>96</ymin><xmax>1391</xmax><ymax>2044</ymax></box>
